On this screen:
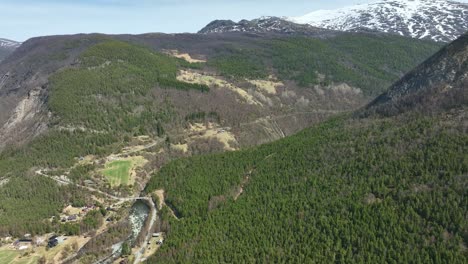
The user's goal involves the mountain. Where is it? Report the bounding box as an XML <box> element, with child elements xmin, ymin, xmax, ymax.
<box><xmin>198</xmin><ymin>16</ymin><xmax>332</xmax><ymax>36</ymax></box>
<box><xmin>144</xmin><ymin>34</ymin><xmax>468</xmax><ymax>263</ymax></box>
<box><xmin>0</xmin><ymin>38</ymin><xmax>20</xmax><ymax>48</ymax></box>
<box><xmin>364</xmin><ymin>32</ymin><xmax>468</xmax><ymax>116</ymax></box>
<box><xmin>0</xmin><ymin>38</ymin><xmax>21</xmax><ymax>61</ymax></box>
<box><xmin>0</xmin><ymin>32</ymin><xmax>440</xmax><ymax>152</ymax></box>
<box><xmin>0</xmin><ymin>31</ymin><xmax>446</xmax><ymax>262</ymax></box>
<box><xmin>289</xmin><ymin>0</ymin><xmax>468</xmax><ymax>43</ymax></box>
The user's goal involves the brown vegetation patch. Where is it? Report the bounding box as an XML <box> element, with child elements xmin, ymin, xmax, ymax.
<box><xmin>177</xmin><ymin>70</ymin><xmax>262</xmax><ymax>106</ymax></box>
<box><xmin>163</xmin><ymin>50</ymin><xmax>206</xmax><ymax>63</ymax></box>
<box><xmin>247</xmin><ymin>77</ymin><xmax>283</xmax><ymax>95</ymax></box>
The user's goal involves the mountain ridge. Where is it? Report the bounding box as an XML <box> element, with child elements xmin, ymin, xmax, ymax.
<box><xmin>0</xmin><ymin>38</ymin><xmax>21</xmax><ymax>61</ymax></box>
<box><xmin>0</xmin><ymin>38</ymin><xmax>21</xmax><ymax>48</ymax></box>
<box><xmin>198</xmin><ymin>16</ymin><xmax>333</xmax><ymax>37</ymax></box>
<box><xmin>364</xmin><ymin>32</ymin><xmax>468</xmax><ymax>116</ymax></box>
<box><xmin>289</xmin><ymin>0</ymin><xmax>468</xmax><ymax>42</ymax></box>
<box><xmin>144</xmin><ymin>32</ymin><xmax>468</xmax><ymax>262</ymax></box>
<box><xmin>0</xmin><ymin>32</ymin><xmax>440</xmax><ymax>152</ymax></box>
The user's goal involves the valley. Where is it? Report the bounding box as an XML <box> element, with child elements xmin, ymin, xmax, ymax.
<box><xmin>0</xmin><ymin>1</ymin><xmax>466</xmax><ymax>262</ymax></box>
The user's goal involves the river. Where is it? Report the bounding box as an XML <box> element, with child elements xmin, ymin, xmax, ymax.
<box><xmin>129</xmin><ymin>200</ymin><xmax>150</xmax><ymax>243</ymax></box>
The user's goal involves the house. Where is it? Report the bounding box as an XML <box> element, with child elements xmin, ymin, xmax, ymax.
<box><xmin>152</xmin><ymin>233</ymin><xmax>161</xmax><ymax>238</ymax></box>
<box><xmin>47</xmin><ymin>239</ymin><xmax>58</xmax><ymax>248</ymax></box>
<box><xmin>14</xmin><ymin>239</ymin><xmax>33</xmax><ymax>250</ymax></box>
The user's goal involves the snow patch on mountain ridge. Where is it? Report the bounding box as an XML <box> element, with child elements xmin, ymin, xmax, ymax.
<box><xmin>289</xmin><ymin>0</ymin><xmax>468</xmax><ymax>42</ymax></box>
<box><xmin>0</xmin><ymin>38</ymin><xmax>21</xmax><ymax>48</ymax></box>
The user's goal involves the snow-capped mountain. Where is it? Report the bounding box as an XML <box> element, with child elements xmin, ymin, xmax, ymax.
<box><xmin>0</xmin><ymin>38</ymin><xmax>21</xmax><ymax>48</ymax></box>
<box><xmin>289</xmin><ymin>0</ymin><xmax>468</xmax><ymax>42</ymax></box>
<box><xmin>198</xmin><ymin>16</ymin><xmax>331</xmax><ymax>36</ymax></box>
<box><xmin>0</xmin><ymin>38</ymin><xmax>21</xmax><ymax>61</ymax></box>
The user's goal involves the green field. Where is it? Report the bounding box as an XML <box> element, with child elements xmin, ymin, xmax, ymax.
<box><xmin>0</xmin><ymin>250</ymin><xmax>18</xmax><ymax>264</ymax></box>
<box><xmin>0</xmin><ymin>249</ymin><xmax>39</xmax><ymax>264</ymax></box>
<box><xmin>14</xmin><ymin>257</ymin><xmax>39</xmax><ymax>264</ymax></box>
<box><xmin>102</xmin><ymin>156</ymin><xmax>147</xmax><ymax>187</ymax></box>
<box><xmin>102</xmin><ymin>160</ymin><xmax>133</xmax><ymax>186</ymax></box>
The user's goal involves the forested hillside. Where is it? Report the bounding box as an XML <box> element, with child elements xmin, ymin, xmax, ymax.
<box><xmin>206</xmin><ymin>34</ymin><xmax>441</xmax><ymax>95</ymax></box>
<box><xmin>49</xmin><ymin>40</ymin><xmax>207</xmax><ymax>132</ymax></box>
<box><xmin>145</xmin><ymin>110</ymin><xmax>468</xmax><ymax>263</ymax></box>
<box><xmin>0</xmin><ymin>32</ymin><xmax>443</xmax><ymax>238</ymax></box>
<box><xmin>144</xmin><ymin>35</ymin><xmax>468</xmax><ymax>263</ymax></box>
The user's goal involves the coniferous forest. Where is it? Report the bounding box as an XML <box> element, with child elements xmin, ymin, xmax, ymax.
<box><xmin>0</xmin><ymin>27</ymin><xmax>464</xmax><ymax>264</ymax></box>
<box><xmin>145</xmin><ymin>113</ymin><xmax>468</xmax><ymax>263</ymax></box>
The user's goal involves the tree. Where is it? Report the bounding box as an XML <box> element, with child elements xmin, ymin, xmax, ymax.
<box><xmin>121</xmin><ymin>241</ymin><xmax>131</xmax><ymax>256</ymax></box>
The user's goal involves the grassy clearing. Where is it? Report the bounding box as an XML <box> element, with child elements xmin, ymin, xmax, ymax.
<box><xmin>177</xmin><ymin>70</ymin><xmax>261</xmax><ymax>105</ymax></box>
<box><xmin>247</xmin><ymin>78</ymin><xmax>283</xmax><ymax>95</ymax></box>
<box><xmin>171</xmin><ymin>143</ymin><xmax>189</xmax><ymax>153</ymax></box>
<box><xmin>0</xmin><ymin>248</ymin><xmax>40</xmax><ymax>264</ymax></box>
<box><xmin>103</xmin><ymin>160</ymin><xmax>132</xmax><ymax>186</ymax></box>
<box><xmin>0</xmin><ymin>249</ymin><xmax>18</xmax><ymax>264</ymax></box>
<box><xmin>13</xmin><ymin>256</ymin><xmax>39</xmax><ymax>264</ymax></box>
<box><xmin>164</xmin><ymin>50</ymin><xmax>206</xmax><ymax>63</ymax></box>
<box><xmin>102</xmin><ymin>156</ymin><xmax>147</xmax><ymax>187</ymax></box>
<box><xmin>187</xmin><ymin>123</ymin><xmax>238</xmax><ymax>151</ymax></box>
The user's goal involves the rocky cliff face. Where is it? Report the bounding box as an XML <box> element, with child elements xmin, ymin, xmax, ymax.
<box><xmin>0</xmin><ymin>35</ymin><xmax>101</xmax><ymax>149</ymax></box>
<box><xmin>364</xmin><ymin>33</ymin><xmax>468</xmax><ymax>116</ymax></box>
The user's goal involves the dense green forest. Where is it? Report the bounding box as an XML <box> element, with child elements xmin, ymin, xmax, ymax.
<box><xmin>145</xmin><ymin>110</ymin><xmax>468</xmax><ymax>263</ymax></box>
<box><xmin>0</xmin><ymin>40</ymin><xmax>210</xmax><ymax>236</ymax></box>
<box><xmin>209</xmin><ymin>35</ymin><xmax>441</xmax><ymax>95</ymax></box>
<box><xmin>0</xmin><ymin>34</ymin><xmax>446</xmax><ymax>240</ymax></box>
<box><xmin>49</xmin><ymin>40</ymin><xmax>208</xmax><ymax>133</ymax></box>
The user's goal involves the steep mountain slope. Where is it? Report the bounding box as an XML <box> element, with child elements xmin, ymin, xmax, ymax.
<box><xmin>364</xmin><ymin>32</ymin><xmax>468</xmax><ymax>116</ymax></box>
<box><xmin>0</xmin><ymin>35</ymin><xmax>105</xmax><ymax>151</ymax></box>
<box><xmin>0</xmin><ymin>32</ymin><xmax>441</xmax><ymax>152</ymax></box>
<box><xmin>289</xmin><ymin>0</ymin><xmax>468</xmax><ymax>42</ymax></box>
<box><xmin>198</xmin><ymin>16</ymin><xmax>331</xmax><ymax>36</ymax></box>
<box><xmin>0</xmin><ymin>31</ymin><xmax>442</xmax><ymax>250</ymax></box>
<box><xmin>144</xmin><ymin>32</ymin><xmax>468</xmax><ymax>263</ymax></box>
<box><xmin>0</xmin><ymin>38</ymin><xmax>21</xmax><ymax>61</ymax></box>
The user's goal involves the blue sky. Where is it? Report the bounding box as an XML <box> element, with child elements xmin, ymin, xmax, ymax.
<box><xmin>1</xmin><ymin>0</ymin><xmax>467</xmax><ymax>41</ymax></box>
<box><xmin>1</xmin><ymin>0</ymin><xmax>376</xmax><ymax>41</ymax></box>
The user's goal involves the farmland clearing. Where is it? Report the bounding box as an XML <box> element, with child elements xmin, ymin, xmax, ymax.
<box><xmin>102</xmin><ymin>156</ymin><xmax>147</xmax><ymax>187</ymax></box>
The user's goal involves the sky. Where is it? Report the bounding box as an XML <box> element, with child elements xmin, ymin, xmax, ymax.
<box><xmin>2</xmin><ymin>0</ymin><xmax>468</xmax><ymax>41</ymax></box>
